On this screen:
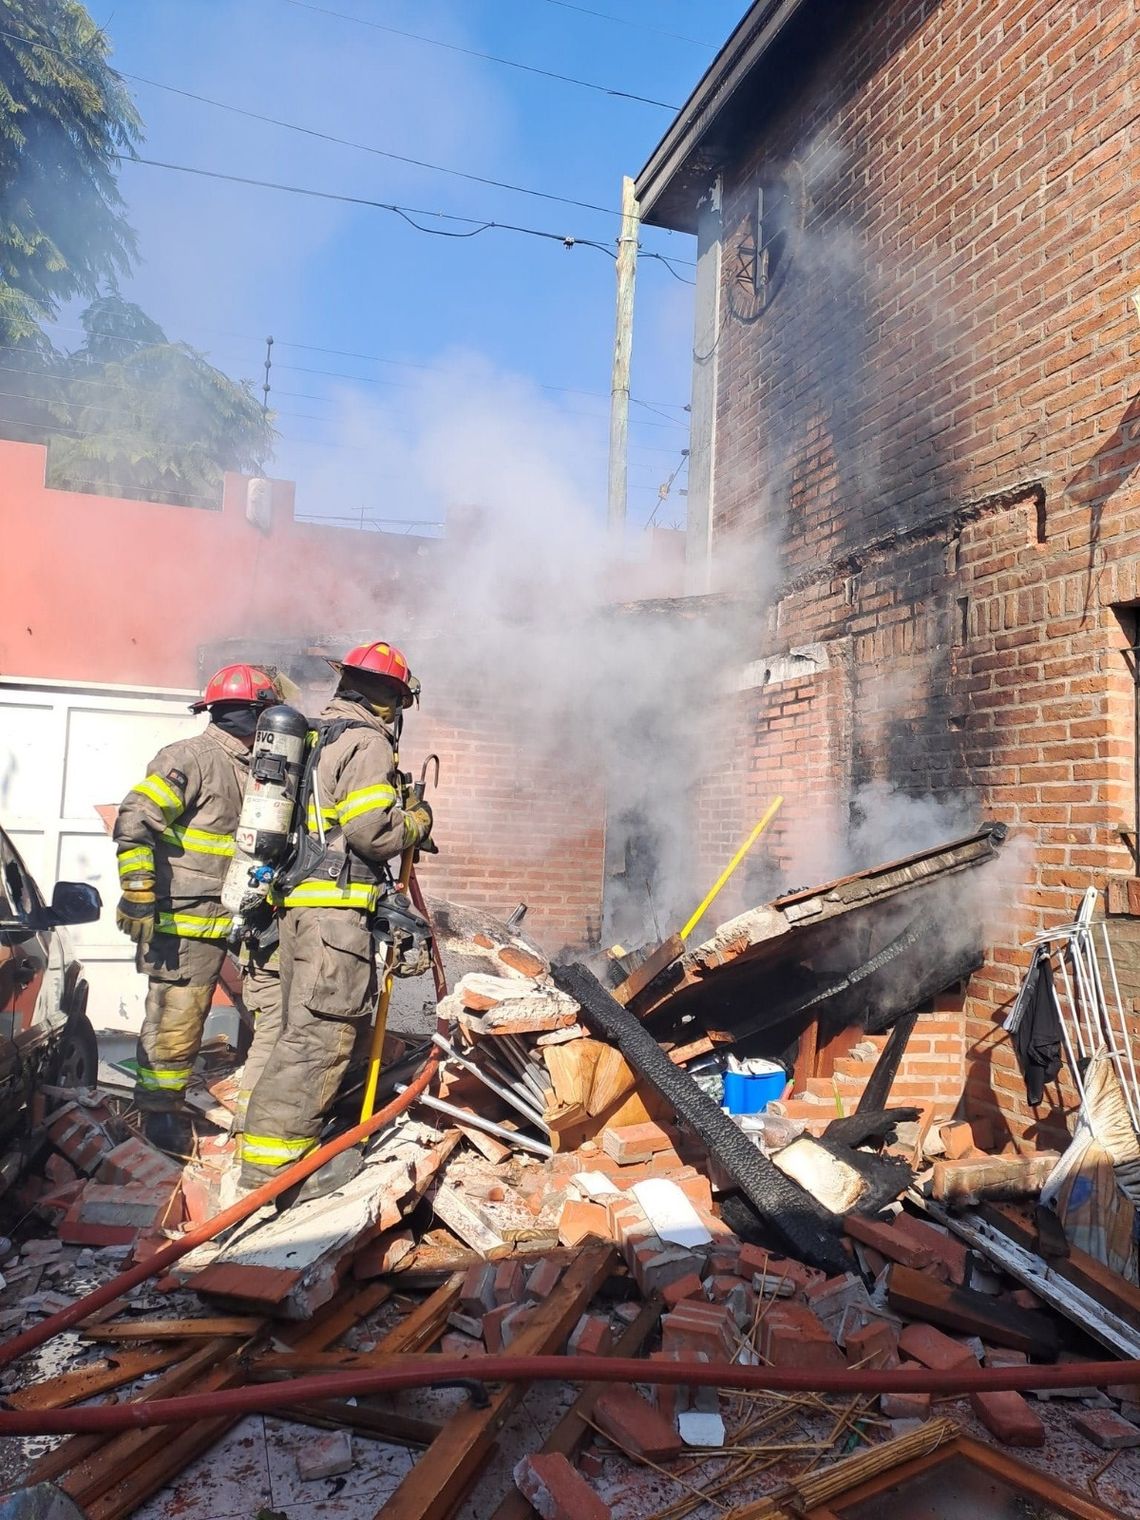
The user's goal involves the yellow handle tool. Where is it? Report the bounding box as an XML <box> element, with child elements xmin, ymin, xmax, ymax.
<box><xmin>680</xmin><ymin>795</ymin><xmax>784</xmax><ymax>942</ymax></box>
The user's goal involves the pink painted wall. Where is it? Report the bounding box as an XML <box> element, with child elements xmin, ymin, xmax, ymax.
<box><xmin>0</xmin><ymin>440</ymin><xmax>431</xmax><ymax>688</ymax></box>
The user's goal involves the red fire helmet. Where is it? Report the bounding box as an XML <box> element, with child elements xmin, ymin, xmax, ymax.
<box><xmin>332</xmin><ymin>642</ymin><xmax>416</xmax><ymax>706</ymax></box>
<box><xmin>190</xmin><ymin>664</ymin><xmax>280</xmax><ymax>713</ymax></box>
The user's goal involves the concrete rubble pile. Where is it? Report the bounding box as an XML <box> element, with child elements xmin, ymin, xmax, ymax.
<box><xmin>1</xmin><ymin>919</ymin><xmax>1140</xmax><ymax>1517</ymax></box>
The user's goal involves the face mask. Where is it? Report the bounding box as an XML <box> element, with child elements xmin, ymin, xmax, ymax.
<box><xmin>210</xmin><ymin>705</ymin><xmax>260</xmax><ymax>739</ymax></box>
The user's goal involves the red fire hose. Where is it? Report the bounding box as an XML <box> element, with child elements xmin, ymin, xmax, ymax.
<box><xmin>0</xmin><ymin>1046</ymin><xmax>441</xmax><ymax>1373</ymax></box>
<box><xmin>2</xmin><ymin>1353</ymin><xmax>1140</xmax><ymax>1435</ymax></box>
<box><xmin>0</xmin><ymin>871</ymin><xmax>450</xmax><ymax>1375</ymax></box>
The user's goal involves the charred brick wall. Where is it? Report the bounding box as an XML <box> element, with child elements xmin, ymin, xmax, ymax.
<box><xmin>704</xmin><ymin>0</ymin><xmax>1140</xmax><ymax>1143</ymax></box>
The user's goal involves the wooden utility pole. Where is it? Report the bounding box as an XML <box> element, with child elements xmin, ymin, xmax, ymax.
<box><xmin>607</xmin><ymin>175</ymin><xmax>640</xmax><ymax>540</ymax></box>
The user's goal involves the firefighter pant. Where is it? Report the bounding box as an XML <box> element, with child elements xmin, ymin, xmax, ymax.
<box><xmin>240</xmin><ymin>906</ymin><xmax>376</xmax><ymax>1180</ymax></box>
<box><xmin>134</xmin><ymin>933</ymin><xmax>227</xmax><ymax>1111</ymax></box>
<box><xmin>232</xmin><ymin>944</ymin><xmax>284</xmax><ymax>1139</ymax></box>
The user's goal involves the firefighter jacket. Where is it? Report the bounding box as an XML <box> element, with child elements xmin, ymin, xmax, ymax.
<box><xmin>278</xmin><ymin>695</ymin><xmax>413</xmax><ymax>914</ymax></box>
<box><xmin>114</xmin><ymin>725</ymin><xmax>249</xmax><ymax>940</ymax></box>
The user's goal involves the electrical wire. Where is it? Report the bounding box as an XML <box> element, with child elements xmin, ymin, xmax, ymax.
<box><xmin>122</xmin><ymin>155</ymin><xmax>618</xmax><ymax>259</ymax></box>
<box><xmin>0</xmin><ymin>25</ymin><xmax>619</xmax><ymax>220</ymax></box>
<box><xmin>538</xmin><ymin>0</ymin><xmax>714</xmax><ymax>48</ymax></box>
<box><xmin>278</xmin><ymin>0</ymin><xmax>679</xmax><ymax>109</ymax></box>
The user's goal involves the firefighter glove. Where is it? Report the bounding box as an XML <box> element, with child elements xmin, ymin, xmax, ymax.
<box><xmin>404</xmin><ymin>798</ymin><xmax>433</xmax><ymax>846</ymax></box>
<box><xmin>116</xmin><ymin>888</ymin><xmax>156</xmax><ymax>948</ymax></box>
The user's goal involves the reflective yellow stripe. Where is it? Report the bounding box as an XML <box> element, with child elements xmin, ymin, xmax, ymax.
<box><xmin>241</xmin><ymin>1133</ymin><xmax>318</xmax><ymax>1166</ymax></box>
<box><xmin>279</xmin><ymin>879</ymin><xmax>378</xmax><ymax>911</ymax></box>
<box><xmin>117</xmin><ymin>846</ymin><xmax>155</xmax><ymax>883</ymax></box>
<box><xmin>133</xmin><ymin>774</ymin><xmax>183</xmax><ymax>822</ymax></box>
<box><xmin>305</xmin><ymin>802</ymin><xmax>339</xmax><ymax>831</ymax></box>
<box><xmin>337</xmin><ymin>784</ymin><xmax>399</xmax><ymax>826</ymax></box>
<box><xmin>156</xmin><ymin>909</ymin><xmax>233</xmax><ymax>939</ymax></box>
<box><xmin>136</xmin><ymin>1064</ymin><xmax>193</xmax><ymax>1092</ymax></box>
<box><xmin>160</xmin><ymin>824</ymin><xmax>235</xmax><ymax>857</ymax></box>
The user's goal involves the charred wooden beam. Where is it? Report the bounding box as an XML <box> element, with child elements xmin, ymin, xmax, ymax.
<box><xmin>554</xmin><ymin>962</ymin><xmax>851</xmax><ymax>1274</ymax></box>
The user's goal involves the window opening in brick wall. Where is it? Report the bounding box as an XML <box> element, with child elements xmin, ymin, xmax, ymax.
<box><xmin>1113</xmin><ymin>602</ymin><xmax>1140</xmax><ymax>874</ymax></box>
<box><xmin>956</xmin><ymin>596</ymin><xmax>970</xmax><ymax>646</ymax></box>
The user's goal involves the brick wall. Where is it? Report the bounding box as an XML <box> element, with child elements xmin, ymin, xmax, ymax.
<box><xmin>699</xmin><ymin>0</ymin><xmax>1140</xmax><ymax>1143</ymax></box>
<box><xmin>414</xmin><ymin>706</ymin><xmax>606</xmax><ymax>952</ymax></box>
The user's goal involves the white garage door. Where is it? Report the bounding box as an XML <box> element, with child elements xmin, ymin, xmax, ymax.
<box><xmin>0</xmin><ymin>677</ymin><xmax>199</xmax><ymax>1032</ymax></box>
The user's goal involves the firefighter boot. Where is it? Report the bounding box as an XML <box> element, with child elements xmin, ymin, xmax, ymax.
<box><xmin>143</xmin><ymin>1108</ymin><xmax>195</xmax><ymax>1160</ymax></box>
<box><xmin>278</xmin><ymin>1148</ymin><xmax>364</xmax><ymax>1208</ymax></box>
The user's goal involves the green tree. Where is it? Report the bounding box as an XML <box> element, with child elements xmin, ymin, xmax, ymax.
<box><xmin>0</xmin><ymin>1</ymin><xmax>140</xmax><ymax>346</ymax></box>
<box><xmin>46</xmin><ymin>296</ymin><xmax>275</xmax><ymax>504</ymax></box>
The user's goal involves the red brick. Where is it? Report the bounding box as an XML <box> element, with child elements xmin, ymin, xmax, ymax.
<box><xmin>500</xmin><ymin>1306</ymin><xmax>532</xmax><ymax>1346</ymax></box>
<box><xmin>68</xmin><ymin>1181</ymin><xmax>182</xmax><ymax>1233</ymax></box>
<box><xmin>568</xmin><ymin>1313</ymin><xmax>613</xmax><ymax>1357</ymax></box>
<box><xmin>842</xmin><ymin>1215</ymin><xmax>935</xmax><ymax>1270</ymax></box>
<box><xmin>441</xmin><ymin>1331</ymin><xmax>484</xmax><ymax>1359</ymax></box>
<box><xmin>661</xmin><ymin>1301</ymin><xmax>736</xmax><ymax>1363</ymax></box>
<box><xmin>898</xmin><ymin>1324</ymin><xmax>978</xmax><ymax>1371</ymax></box>
<box><xmin>1071</xmin><ymin>1409</ymin><xmax>1140</xmax><ymax>1449</ymax></box>
<box><xmin>493</xmin><ymin>1259</ymin><xmax>526</xmax><ymax>1306</ymax></box>
<box><xmin>939</xmin><ymin>1122</ymin><xmax>977</xmax><ymax>1160</ymax></box>
<box><xmin>739</xmin><ymin>1247</ymin><xmax>822</xmax><ymax>1298</ymax></box>
<box><xmin>674</xmin><ymin>1174</ymin><xmax>713</xmax><ymax>1212</ymax></box>
<box><xmin>845</xmin><ymin>1320</ymin><xmax>898</xmax><ymax>1369</ymax></box>
<box><xmin>662</xmin><ymin>1272</ymin><xmax>704</xmax><ymax>1308</ymax></box>
<box><xmin>497</xmin><ymin>945</ymin><xmax>547</xmax><ymax>978</ymax></box>
<box><xmin>970</xmin><ymin>1390</ymin><xmax>1044</xmax><ymax>1446</ymax></box>
<box><xmin>880</xmin><ymin>1390</ymin><xmax>931</xmax><ymax>1420</ymax></box>
<box><xmin>481</xmin><ymin>1303</ymin><xmax>515</xmax><ymax>1353</ymax></box>
<box><xmin>47</xmin><ymin>1105</ymin><xmax>114</xmax><ymax>1175</ymax></box>
<box><xmin>525</xmin><ymin>1258</ymin><xmax>564</xmax><ymax>1301</ymax></box>
<box><xmin>460</xmin><ymin>1262</ymin><xmax>498</xmax><ymax>1316</ymax></box>
<box><xmin>558</xmin><ymin>1200</ymin><xmax>608</xmax><ymax>1248</ymax></box>
<box><xmin>601</xmin><ymin>1122</ymin><xmax>674</xmax><ymax>1165</ymax></box>
<box><xmin>759</xmin><ymin>1302</ymin><xmax>844</xmax><ymax>1370</ymax></box>
<box><xmin>889</xmin><ymin>1215</ymin><xmax>969</xmax><ymax>1285</ymax></box>
<box><xmin>44</xmin><ymin>1154</ymin><xmax>78</xmax><ymax>1187</ymax></box>
<box><xmin>514</xmin><ymin>1452</ymin><xmax>611</xmax><ymax>1520</ymax></box>
<box><xmin>594</xmin><ymin>1386</ymin><xmax>683</xmax><ymax>1461</ymax></box>
<box><xmin>179</xmin><ymin>1163</ymin><xmax>222</xmax><ymax>1226</ymax></box>
<box><xmin>97</xmin><ymin>1137</ymin><xmax>183</xmax><ymax>1192</ymax></box>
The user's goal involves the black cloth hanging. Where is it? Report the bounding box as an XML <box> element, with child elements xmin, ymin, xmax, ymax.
<box><xmin>1013</xmin><ymin>947</ymin><xmax>1063</xmax><ymax>1106</ymax></box>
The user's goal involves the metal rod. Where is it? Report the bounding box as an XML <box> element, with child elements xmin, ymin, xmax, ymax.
<box><xmin>431</xmin><ymin>1033</ymin><xmax>550</xmax><ymax>1133</ymax></box>
<box><xmin>1056</xmin><ymin>950</ymin><xmax>1087</xmax><ymax>1059</ymax></box>
<box><xmin>396</xmin><ymin>1087</ymin><xmax>553</xmax><ymax>1157</ymax></box>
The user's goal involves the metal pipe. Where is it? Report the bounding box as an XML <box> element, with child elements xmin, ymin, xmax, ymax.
<box><xmin>431</xmin><ymin>1033</ymin><xmax>549</xmax><ymax>1133</ymax></box>
<box><xmin>397</xmin><ymin>1086</ymin><xmax>553</xmax><ymax>1158</ymax></box>
<box><xmin>6</xmin><ymin>1354</ymin><xmax>1140</xmax><ymax>1436</ymax></box>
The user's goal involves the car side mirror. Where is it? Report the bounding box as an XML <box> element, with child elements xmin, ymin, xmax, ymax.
<box><xmin>27</xmin><ymin>883</ymin><xmax>103</xmax><ymax>931</ymax></box>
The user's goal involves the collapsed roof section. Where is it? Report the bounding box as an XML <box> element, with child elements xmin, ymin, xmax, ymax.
<box><xmin>627</xmin><ymin>823</ymin><xmax>1009</xmax><ymax>1043</ymax></box>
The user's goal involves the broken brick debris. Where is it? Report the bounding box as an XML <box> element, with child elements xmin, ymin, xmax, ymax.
<box><xmin>514</xmin><ymin>1452</ymin><xmax>611</xmax><ymax>1520</ymax></box>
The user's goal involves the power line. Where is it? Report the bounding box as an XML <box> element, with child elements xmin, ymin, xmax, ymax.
<box><xmin>0</xmin><ymin>24</ymin><xmax>609</xmax><ymax>220</ymax></box>
<box><xmin>538</xmin><ymin>0</ymin><xmax>714</xmax><ymax>48</ymax></box>
<box><xmin>124</xmin><ymin>154</ymin><xmax>625</xmax><ymax>260</ymax></box>
<box><xmin>278</xmin><ymin>0</ymin><xmax>679</xmax><ymax>109</ymax></box>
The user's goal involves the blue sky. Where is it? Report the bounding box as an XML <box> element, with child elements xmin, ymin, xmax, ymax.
<box><xmin>66</xmin><ymin>0</ymin><xmax>744</xmax><ymax>532</ymax></box>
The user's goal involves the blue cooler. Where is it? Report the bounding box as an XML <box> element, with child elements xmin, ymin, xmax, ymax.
<box><xmin>723</xmin><ymin>1061</ymin><xmax>787</xmax><ymax>1115</ymax></box>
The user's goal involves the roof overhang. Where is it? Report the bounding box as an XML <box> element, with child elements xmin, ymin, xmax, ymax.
<box><xmin>635</xmin><ymin>0</ymin><xmax>840</xmax><ymax>233</ymax></box>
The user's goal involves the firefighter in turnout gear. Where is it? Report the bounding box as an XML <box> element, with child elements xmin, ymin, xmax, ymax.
<box><xmin>114</xmin><ymin>663</ymin><xmax>285</xmax><ymax>1157</ymax></box>
<box><xmin>239</xmin><ymin>641</ymin><xmax>433</xmax><ymax>1201</ymax></box>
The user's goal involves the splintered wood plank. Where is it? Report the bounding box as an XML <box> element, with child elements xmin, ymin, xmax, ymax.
<box><xmin>982</xmin><ymin>1204</ymin><xmax>1140</xmax><ymax>1335</ymax></box>
<box><xmin>612</xmin><ymin>934</ymin><xmax>684</xmax><ymax>1006</ymax></box>
<box><xmin>488</xmin><ymin>1292</ymin><xmax>663</xmax><ymax>1520</ymax></box>
<box><xmin>886</xmin><ymin>1264</ymin><xmax>1059</xmax><ymax>1357</ymax></box>
<box><xmin>374</xmin><ymin>1243</ymin><xmax>617</xmax><ymax>1520</ymax></box>
<box><xmin>586</xmin><ymin>1045</ymin><xmax>637</xmax><ymax>1116</ymax></box>
<box><xmin>82</xmin><ymin>1317</ymin><xmax>263</xmax><ymax>1342</ymax></box>
<box><xmin>7</xmin><ymin>1345</ymin><xmax>189</xmax><ymax>1410</ymax></box>
<box><xmin>67</xmin><ymin>1282</ymin><xmax>392</xmax><ymax>1520</ymax></box>
<box><xmin>29</xmin><ymin>1335</ymin><xmax>246</xmax><ymax>1485</ymax></box>
<box><xmin>543</xmin><ymin>1039</ymin><xmax>603</xmax><ymax>1109</ymax></box>
<box><xmin>280</xmin><ymin>1399</ymin><xmax>442</xmax><ymax>1448</ymax></box>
